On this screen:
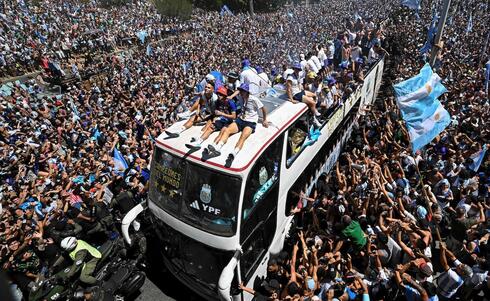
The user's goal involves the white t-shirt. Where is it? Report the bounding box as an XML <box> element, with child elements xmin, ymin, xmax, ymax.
<box><xmin>283</xmin><ymin>68</ymin><xmax>294</xmax><ymax>81</ymax></box>
<box><xmin>368</xmin><ymin>47</ymin><xmax>380</xmax><ymax>64</ymax></box>
<box><xmin>241</xmin><ymin>95</ymin><xmax>264</xmax><ymax>123</ymax></box>
<box><xmin>300</xmin><ymin>59</ymin><xmax>308</xmax><ymax>72</ymax></box>
<box><xmin>351</xmin><ymin>46</ymin><xmax>362</xmax><ymax>61</ymax></box>
<box><xmin>287</xmin><ymin>73</ymin><xmax>303</xmax><ymax>95</ymax></box>
<box><xmin>311</xmin><ymin>55</ymin><xmax>322</xmax><ymax>70</ymax></box>
<box><xmin>257</xmin><ymin>72</ymin><xmax>271</xmax><ymax>92</ymax></box>
<box><xmin>327</xmin><ymin>44</ymin><xmax>335</xmax><ymax>59</ymax></box>
<box><xmin>240</xmin><ymin>67</ymin><xmax>262</xmax><ymax>95</ymax></box>
<box><xmin>437</xmin><ymin>261</ymin><xmax>464</xmax><ymax>298</ymax></box>
<box><xmin>318</xmin><ymin>48</ymin><xmax>327</xmax><ymax>66</ymax></box>
<box><xmin>307</xmin><ymin>58</ymin><xmax>320</xmax><ymax>73</ymax></box>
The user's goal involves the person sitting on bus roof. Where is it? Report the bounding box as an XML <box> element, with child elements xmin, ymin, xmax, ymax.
<box><xmin>286</xmin><ymin>63</ymin><xmax>322</xmax><ymax>127</ymax></box>
<box><xmin>207</xmin><ymin>83</ymin><xmax>268</xmax><ymax>162</ymax></box>
<box><xmin>185</xmin><ymin>86</ymin><xmax>237</xmax><ymax>150</ymax></box>
<box><xmin>226</xmin><ymin>71</ymin><xmax>240</xmax><ymax>95</ymax></box>
<box><xmin>165</xmin><ymin>82</ymin><xmax>217</xmax><ymax>138</ymax></box>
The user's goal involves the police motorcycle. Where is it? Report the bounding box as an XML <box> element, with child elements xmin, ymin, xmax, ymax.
<box><xmin>28</xmin><ymin>234</ymin><xmax>146</xmax><ymax>301</ymax></box>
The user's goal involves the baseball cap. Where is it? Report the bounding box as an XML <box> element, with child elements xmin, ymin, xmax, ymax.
<box><xmin>216</xmin><ymin>86</ymin><xmax>228</xmax><ymax>96</ymax></box>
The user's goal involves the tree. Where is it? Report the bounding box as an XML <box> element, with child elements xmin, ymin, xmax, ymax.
<box><xmin>153</xmin><ymin>0</ymin><xmax>193</xmax><ymax>19</ymax></box>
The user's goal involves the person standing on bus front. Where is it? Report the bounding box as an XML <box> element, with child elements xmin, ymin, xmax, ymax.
<box><xmin>207</xmin><ymin>83</ymin><xmax>268</xmax><ymax>162</ymax></box>
<box><xmin>185</xmin><ymin>86</ymin><xmax>236</xmax><ymax>150</ymax></box>
<box><xmin>286</xmin><ymin>63</ymin><xmax>322</xmax><ymax>128</ymax></box>
<box><xmin>165</xmin><ymin>82</ymin><xmax>217</xmax><ymax>138</ymax></box>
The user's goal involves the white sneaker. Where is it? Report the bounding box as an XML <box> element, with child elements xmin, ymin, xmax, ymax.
<box><xmin>313</xmin><ymin>117</ymin><xmax>322</xmax><ymax>128</ymax></box>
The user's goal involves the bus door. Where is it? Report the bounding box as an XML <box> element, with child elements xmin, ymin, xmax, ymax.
<box><xmin>239</xmin><ymin>135</ymin><xmax>284</xmax><ymax>285</ymax></box>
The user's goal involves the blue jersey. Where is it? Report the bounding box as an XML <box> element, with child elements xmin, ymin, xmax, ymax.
<box><xmin>216</xmin><ymin>99</ymin><xmax>237</xmax><ymax>123</ymax></box>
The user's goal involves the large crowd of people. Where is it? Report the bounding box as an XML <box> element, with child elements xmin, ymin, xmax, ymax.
<box><xmin>0</xmin><ymin>0</ymin><xmax>489</xmax><ymax>300</ymax></box>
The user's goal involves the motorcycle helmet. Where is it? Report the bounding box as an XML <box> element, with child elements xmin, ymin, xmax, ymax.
<box><xmin>61</xmin><ymin>237</ymin><xmax>78</xmax><ymax>251</ymax></box>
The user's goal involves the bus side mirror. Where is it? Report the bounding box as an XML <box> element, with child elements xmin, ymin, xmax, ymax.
<box><xmin>122</xmin><ymin>201</ymin><xmax>146</xmax><ymax>245</ymax></box>
<box><xmin>218</xmin><ymin>249</ymin><xmax>242</xmax><ymax>301</ymax></box>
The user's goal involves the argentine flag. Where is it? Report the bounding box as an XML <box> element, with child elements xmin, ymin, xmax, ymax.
<box><xmin>401</xmin><ymin>0</ymin><xmax>421</xmax><ymax>10</ymax></box>
<box><xmin>394</xmin><ymin>64</ymin><xmax>450</xmax><ymax>153</ymax></box>
<box><xmin>113</xmin><ymin>148</ymin><xmax>128</xmax><ymax>175</ymax></box>
<box><xmin>469</xmin><ymin>145</ymin><xmax>487</xmax><ymax>172</ymax></box>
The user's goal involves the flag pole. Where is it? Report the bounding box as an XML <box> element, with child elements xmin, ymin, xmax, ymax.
<box><xmin>429</xmin><ymin>0</ymin><xmax>452</xmax><ymax>67</ymax></box>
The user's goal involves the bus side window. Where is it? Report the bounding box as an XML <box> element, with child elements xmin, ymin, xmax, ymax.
<box><xmin>242</xmin><ymin>135</ymin><xmax>283</xmax><ymax>222</ymax></box>
<box><xmin>286</xmin><ymin>115</ymin><xmax>309</xmax><ymax>167</ymax></box>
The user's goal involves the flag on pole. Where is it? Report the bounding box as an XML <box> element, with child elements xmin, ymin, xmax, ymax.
<box><xmin>401</xmin><ymin>0</ymin><xmax>421</xmax><ymax>10</ymax></box>
<box><xmin>466</xmin><ymin>12</ymin><xmax>473</xmax><ymax>33</ymax></box>
<box><xmin>393</xmin><ymin>63</ymin><xmax>451</xmax><ymax>153</ymax></box>
<box><xmin>113</xmin><ymin>148</ymin><xmax>128</xmax><ymax>175</ymax></box>
<box><xmin>469</xmin><ymin>145</ymin><xmax>488</xmax><ymax>172</ymax></box>
<box><xmin>420</xmin><ymin>16</ymin><xmax>438</xmax><ymax>54</ymax></box>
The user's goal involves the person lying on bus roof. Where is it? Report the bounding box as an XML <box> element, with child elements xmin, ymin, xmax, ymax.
<box><xmin>185</xmin><ymin>86</ymin><xmax>237</xmax><ymax>150</ymax></box>
<box><xmin>286</xmin><ymin>63</ymin><xmax>322</xmax><ymax>128</ymax></box>
<box><xmin>207</xmin><ymin>83</ymin><xmax>268</xmax><ymax>162</ymax></box>
<box><xmin>165</xmin><ymin>82</ymin><xmax>217</xmax><ymax>138</ymax></box>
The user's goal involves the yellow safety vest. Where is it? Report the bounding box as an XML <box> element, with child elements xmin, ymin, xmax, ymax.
<box><xmin>69</xmin><ymin>239</ymin><xmax>102</xmax><ymax>260</ymax></box>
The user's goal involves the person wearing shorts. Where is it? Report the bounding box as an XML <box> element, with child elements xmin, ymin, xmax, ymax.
<box><xmin>185</xmin><ymin>86</ymin><xmax>236</xmax><ymax>150</ymax></box>
<box><xmin>165</xmin><ymin>82</ymin><xmax>217</xmax><ymax>138</ymax></box>
<box><xmin>207</xmin><ymin>83</ymin><xmax>268</xmax><ymax>161</ymax></box>
<box><xmin>286</xmin><ymin>63</ymin><xmax>322</xmax><ymax>127</ymax></box>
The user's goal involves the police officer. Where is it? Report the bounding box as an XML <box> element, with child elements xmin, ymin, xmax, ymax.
<box><xmin>60</xmin><ymin>237</ymin><xmax>101</xmax><ymax>285</ymax></box>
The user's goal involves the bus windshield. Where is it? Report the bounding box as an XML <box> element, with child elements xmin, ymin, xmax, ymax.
<box><xmin>149</xmin><ymin>148</ymin><xmax>240</xmax><ymax>236</ymax></box>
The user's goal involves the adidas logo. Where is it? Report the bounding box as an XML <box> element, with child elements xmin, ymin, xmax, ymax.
<box><xmin>190</xmin><ymin>200</ymin><xmax>200</xmax><ymax>210</ymax></box>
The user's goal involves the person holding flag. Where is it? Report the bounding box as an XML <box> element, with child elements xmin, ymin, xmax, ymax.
<box><xmin>393</xmin><ymin>63</ymin><xmax>451</xmax><ymax>153</ymax></box>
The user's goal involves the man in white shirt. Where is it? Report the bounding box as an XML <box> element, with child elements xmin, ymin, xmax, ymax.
<box><xmin>437</xmin><ymin>245</ymin><xmax>472</xmax><ymax>300</ymax></box>
<box><xmin>299</xmin><ymin>54</ymin><xmax>308</xmax><ymax>71</ymax></box>
<box><xmin>306</xmin><ymin>53</ymin><xmax>320</xmax><ymax>74</ymax></box>
<box><xmin>239</xmin><ymin>59</ymin><xmax>262</xmax><ymax>95</ymax></box>
<box><xmin>255</xmin><ymin>66</ymin><xmax>271</xmax><ymax>93</ymax></box>
<box><xmin>368</xmin><ymin>42</ymin><xmax>388</xmax><ymax>64</ymax></box>
<box><xmin>317</xmin><ymin>45</ymin><xmax>327</xmax><ymax>67</ymax></box>
<box><xmin>208</xmin><ymin>83</ymin><xmax>268</xmax><ymax>162</ymax></box>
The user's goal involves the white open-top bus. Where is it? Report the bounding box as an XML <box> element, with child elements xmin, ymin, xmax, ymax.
<box><xmin>122</xmin><ymin>59</ymin><xmax>385</xmax><ymax>300</ymax></box>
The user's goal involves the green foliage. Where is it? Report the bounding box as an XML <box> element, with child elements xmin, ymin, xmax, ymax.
<box><xmin>193</xmin><ymin>0</ymin><xmax>288</xmax><ymax>13</ymax></box>
<box><xmin>153</xmin><ymin>0</ymin><xmax>193</xmax><ymax>19</ymax></box>
<box><xmin>99</xmin><ymin>0</ymin><xmax>130</xmax><ymax>7</ymax></box>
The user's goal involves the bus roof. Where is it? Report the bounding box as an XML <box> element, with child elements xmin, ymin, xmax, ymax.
<box><xmin>155</xmin><ymin>94</ymin><xmax>308</xmax><ymax>176</ymax></box>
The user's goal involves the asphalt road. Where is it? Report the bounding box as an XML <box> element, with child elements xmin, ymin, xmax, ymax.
<box><xmin>131</xmin><ymin>241</ymin><xmax>204</xmax><ymax>301</ymax></box>
<box><xmin>133</xmin><ymin>269</ymin><xmax>202</xmax><ymax>301</ymax></box>
<box><xmin>135</xmin><ymin>277</ymin><xmax>177</xmax><ymax>301</ymax></box>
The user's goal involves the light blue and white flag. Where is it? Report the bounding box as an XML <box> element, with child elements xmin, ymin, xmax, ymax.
<box><xmin>113</xmin><ymin>148</ymin><xmax>128</xmax><ymax>175</ymax></box>
<box><xmin>220</xmin><ymin>5</ymin><xmax>233</xmax><ymax>16</ymax></box>
<box><xmin>401</xmin><ymin>0</ymin><xmax>421</xmax><ymax>10</ymax></box>
<box><xmin>136</xmin><ymin>30</ymin><xmax>148</xmax><ymax>44</ymax></box>
<box><xmin>146</xmin><ymin>44</ymin><xmax>153</xmax><ymax>56</ymax></box>
<box><xmin>469</xmin><ymin>145</ymin><xmax>487</xmax><ymax>172</ymax></box>
<box><xmin>420</xmin><ymin>15</ymin><xmax>438</xmax><ymax>54</ymax></box>
<box><xmin>393</xmin><ymin>63</ymin><xmax>450</xmax><ymax>153</ymax></box>
<box><xmin>466</xmin><ymin>12</ymin><xmax>473</xmax><ymax>33</ymax></box>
